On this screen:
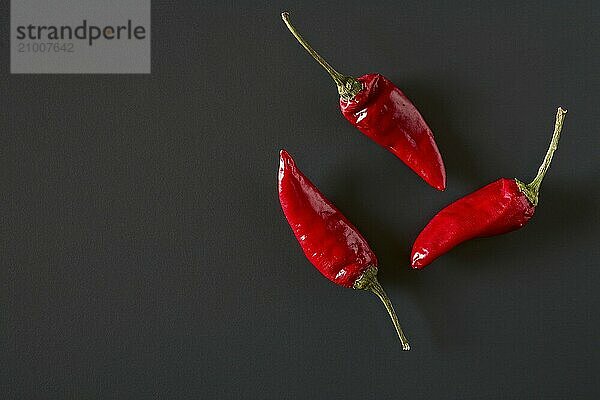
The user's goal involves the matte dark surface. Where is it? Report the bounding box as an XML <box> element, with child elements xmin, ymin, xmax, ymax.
<box><xmin>2</xmin><ymin>1</ymin><xmax>599</xmax><ymax>398</ymax></box>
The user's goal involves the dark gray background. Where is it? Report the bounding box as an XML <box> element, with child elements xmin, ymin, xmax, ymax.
<box><xmin>2</xmin><ymin>1</ymin><xmax>599</xmax><ymax>399</ymax></box>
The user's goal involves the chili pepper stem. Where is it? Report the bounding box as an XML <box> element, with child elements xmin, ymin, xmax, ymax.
<box><xmin>353</xmin><ymin>266</ymin><xmax>410</xmax><ymax>350</ymax></box>
<box><xmin>516</xmin><ymin>107</ymin><xmax>567</xmax><ymax>206</ymax></box>
<box><xmin>281</xmin><ymin>11</ymin><xmax>363</xmax><ymax>100</ymax></box>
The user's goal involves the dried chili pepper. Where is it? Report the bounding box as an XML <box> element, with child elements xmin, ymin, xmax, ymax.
<box><xmin>411</xmin><ymin>108</ymin><xmax>567</xmax><ymax>269</ymax></box>
<box><xmin>278</xmin><ymin>149</ymin><xmax>410</xmax><ymax>350</ymax></box>
<box><xmin>281</xmin><ymin>12</ymin><xmax>446</xmax><ymax>191</ymax></box>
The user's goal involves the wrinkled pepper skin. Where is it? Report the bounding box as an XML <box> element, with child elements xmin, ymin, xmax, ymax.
<box><xmin>411</xmin><ymin>107</ymin><xmax>567</xmax><ymax>269</ymax></box>
<box><xmin>281</xmin><ymin>13</ymin><xmax>446</xmax><ymax>191</ymax></box>
<box><xmin>341</xmin><ymin>74</ymin><xmax>446</xmax><ymax>191</ymax></box>
<box><xmin>278</xmin><ymin>150</ymin><xmax>377</xmax><ymax>287</ymax></box>
<box><xmin>278</xmin><ymin>149</ymin><xmax>411</xmax><ymax>349</ymax></box>
<box><xmin>411</xmin><ymin>178</ymin><xmax>535</xmax><ymax>269</ymax></box>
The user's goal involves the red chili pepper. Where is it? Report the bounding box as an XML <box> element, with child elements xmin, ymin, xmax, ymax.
<box><xmin>411</xmin><ymin>108</ymin><xmax>567</xmax><ymax>269</ymax></box>
<box><xmin>281</xmin><ymin>12</ymin><xmax>446</xmax><ymax>191</ymax></box>
<box><xmin>278</xmin><ymin>149</ymin><xmax>410</xmax><ymax>350</ymax></box>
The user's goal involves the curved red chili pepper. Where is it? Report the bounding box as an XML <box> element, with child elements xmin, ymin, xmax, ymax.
<box><xmin>411</xmin><ymin>108</ymin><xmax>567</xmax><ymax>269</ymax></box>
<box><xmin>278</xmin><ymin>149</ymin><xmax>410</xmax><ymax>350</ymax></box>
<box><xmin>281</xmin><ymin>12</ymin><xmax>446</xmax><ymax>191</ymax></box>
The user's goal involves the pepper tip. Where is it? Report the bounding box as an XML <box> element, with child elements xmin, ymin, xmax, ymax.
<box><xmin>410</xmin><ymin>251</ymin><xmax>428</xmax><ymax>269</ymax></box>
<box><xmin>281</xmin><ymin>11</ymin><xmax>289</xmax><ymax>21</ymax></box>
<box><xmin>279</xmin><ymin>149</ymin><xmax>294</xmax><ymax>173</ymax></box>
<box><xmin>425</xmin><ymin>173</ymin><xmax>446</xmax><ymax>191</ymax></box>
<box><xmin>279</xmin><ymin>149</ymin><xmax>290</xmax><ymax>160</ymax></box>
<box><xmin>435</xmin><ymin>173</ymin><xmax>447</xmax><ymax>191</ymax></box>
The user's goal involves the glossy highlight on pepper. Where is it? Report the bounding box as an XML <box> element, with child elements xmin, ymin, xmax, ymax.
<box><xmin>278</xmin><ymin>149</ymin><xmax>410</xmax><ymax>350</ymax></box>
<box><xmin>281</xmin><ymin>12</ymin><xmax>446</xmax><ymax>190</ymax></box>
<box><xmin>411</xmin><ymin>107</ymin><xmax>567</xmax><ymax>269</ymax></box>
<box><xmin>278</xmin><ymin>150</ymin><xmax>376</xmax><ymax>287</ymax></box>
<box><xmin>340</xmin><ymin>74</ymin><xmax>446</xmax><ymax>190</ymax></box>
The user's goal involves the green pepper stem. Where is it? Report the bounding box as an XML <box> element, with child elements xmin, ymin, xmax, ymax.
<box><xmin>353</xmin><ymin>266</ymin><xmax>410</xmax><ymax>350</ymax></box>
<box><xmin>517</xmin><ymin>107</ymin><xmax>567</xmax><ymax>206</ymax></box>
<box><xmin>281</xmin><ymin>12</ymin><xmax>362</xmax><ymax>100</ymax></box>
